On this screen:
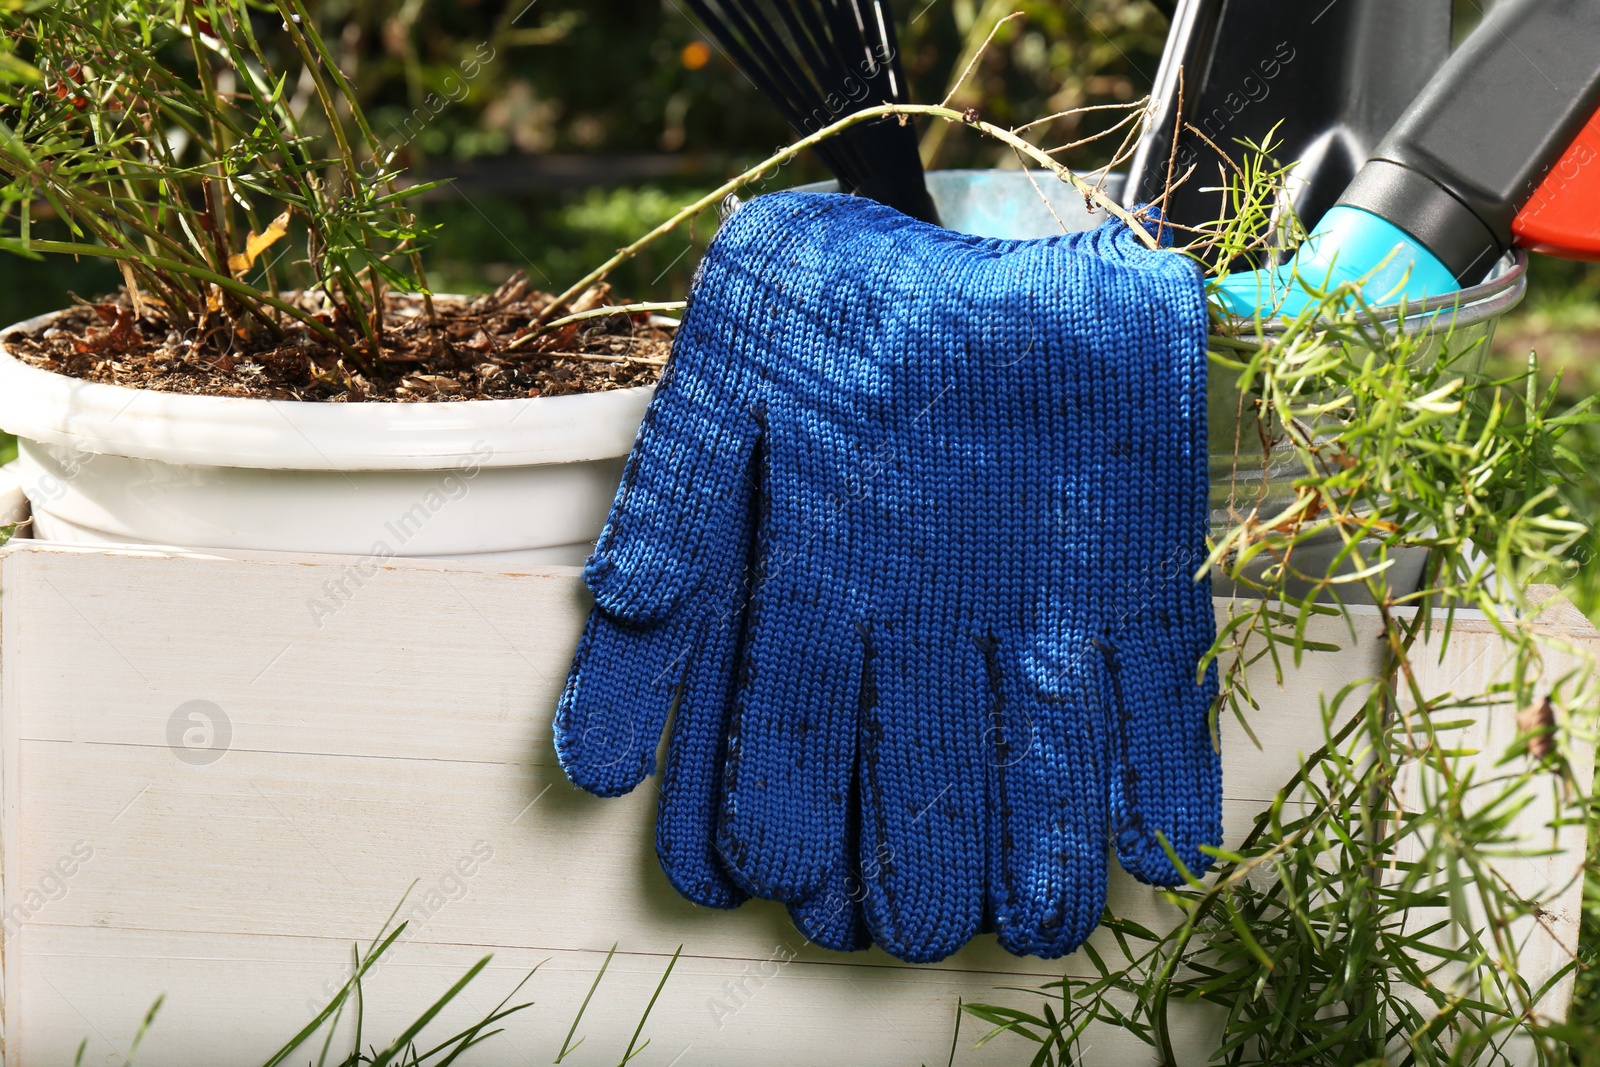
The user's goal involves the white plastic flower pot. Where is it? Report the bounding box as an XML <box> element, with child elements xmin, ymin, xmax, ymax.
<box><xmin>0</xmin><ymin>309</ymin><xmax>653</xmax><ymax>563</ymax></box>
<box><xmin>0</xmin><ymin>172</ymin><xmax>1530</xmax><ymax>571</ymax></box>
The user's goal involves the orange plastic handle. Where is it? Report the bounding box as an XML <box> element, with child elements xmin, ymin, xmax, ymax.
<box><xmin>1513</xmin><ymin>107</ymin><xmax>1600</xmax><ymax>261</ymax></box>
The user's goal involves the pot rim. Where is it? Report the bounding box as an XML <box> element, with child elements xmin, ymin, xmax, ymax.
<box><xmin>0</xmin><ymin>308</ymin><xmax>655</xmax><ymax>471</ymax></box>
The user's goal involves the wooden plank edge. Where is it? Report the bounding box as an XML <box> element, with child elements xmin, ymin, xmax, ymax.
<box><xmin>10</xmin><ymin>540</ymin><xmax>1590</xmax><ymax>635</ymax></box>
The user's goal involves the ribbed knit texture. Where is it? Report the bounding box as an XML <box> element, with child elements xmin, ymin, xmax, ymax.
<box><xmin>555</xmin><ymin>191</ymin><xmax>1221</xmax><ymax>964</ymax></box>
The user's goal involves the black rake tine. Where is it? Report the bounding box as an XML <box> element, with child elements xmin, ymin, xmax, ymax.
<box><xmin>765</xmin><ymin>0</ymin><xmax>894</xmax><ymax>186</ymax></box>
<box><xmin>684</xmin><ymin>0</ymin><xmax>863</xmax><ymax>182</ymax></box>
<box><xmin>812</xmin><ymin>0</ymin><xmax>898</xmax><ymax>181</ymax></box>
<box><xmin>714</xmin><ymin>0</ymin><xmax>876</xmax><ymax>186</ymax></box>
<box><xmin>686</xmin><ymin>0</ymin><xmax>933</xmax><ymax>212</ymax></box>
<box><xmin>835</xmin><ymin>0</ymin><xmax>892</xmax><ymax>99</ymax></box>
<box><xmin>831</xmin><ymin>0</ymin><xmax>905</xmax><ymax>164</ymax></box>
<box><xmin>872</xmin><ymin>0</ymin><xmax>930</xmax><ymax>191</ymax></box>
<box><xmin>872</xmin><ymin>0</ymin><xmax>910</xmax><ymax>102</ymax></box>
<box><xmin>688</xmin><ymin>0</ymin><xmax>816</xmax><ymax>126</ymax></box>
<box><xmin>785</xmin><ymin>0</ymin><xmax>855</xmax><ymax>93</ymax></box>
<box><xmin>775</xmin><ymin>0</ymin><xmax>862</xmax><ymax>118</ymax></box>
<box><xmin>734</xmin><ymin>0</ymin><xmax>882</xmax><ymax>188</ymax></box>
<box><xmin>839</xmin><ymin>0</ymin><xmax>935</xmax><ymax>217</ymax></box>
<box><xmin>838</xmin><ymin>0</ymin><xmax>920</xmax><ymax>191</ymax></box>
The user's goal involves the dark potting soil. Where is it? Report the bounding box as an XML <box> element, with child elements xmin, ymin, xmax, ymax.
<box><xmin>0</xmin><ymin>274</ymin><xmax>668</xmax><ymax>402</ymax></box>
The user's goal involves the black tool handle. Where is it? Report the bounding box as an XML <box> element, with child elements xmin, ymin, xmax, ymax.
<box><xmin>1338</xmin><ymin>0</ymin><xmax>1600</xmax><ymax>283</ymax></box>
<box><xmin>1124</xmin><ymin>0</ymin><xmax>1452</xmax><ymax>252</ymax></box>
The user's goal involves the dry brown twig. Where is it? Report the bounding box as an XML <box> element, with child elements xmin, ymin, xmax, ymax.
<box><xmin>1016</xmin><ymin>97</ymin><xmax>1150</xmax><ymax>135</ymax></box>
<box><xmin>940</xmin><ymin>11</ymin><xmax>1025</xmax><ymax>109</ymax></box>
<box><xmin>1042</xmin><ymin>107</ymin><xmax>1146</xmax><ymax>156</ymax></box>
<box><xmin>531</xmin><ymin>350</ymin><xmax>669</xmax><ymax>367</ymax></box>
<box><xmin>1156</xmin><ymin>68</ymin><xmax>1185</xmax><ymax>244</ymax></box>
<box><xmin>535</xmin><ymin>99</ymin><xmax>1166</xmax><ymax>330</ymax></box>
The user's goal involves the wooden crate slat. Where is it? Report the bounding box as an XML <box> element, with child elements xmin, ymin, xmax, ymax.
<box><xmin>6</xmin><ymin>546</ymin><xmax>1383</xmax><ymax>800</ymax></box>
<box><xmin>1391</xmin><ymin>619</ymin><xmax>1597</xmax><ymax>1043</ymax></box>
<box><xmin>0</xmin><ymin>542</ymin><xmax>1591</xmax><ymax>1066</ymax></box>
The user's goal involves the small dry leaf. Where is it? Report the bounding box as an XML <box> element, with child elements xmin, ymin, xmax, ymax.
<box><xmin>227</xmin><ymin>210</ymin><xmax>292</xmax><ymax>275</ymax></box>
<box><xmin>476</xmin><ymin>271</ymin><xmax>532</xmax><ymax>312</ymax></box>
<box><xmin>82</xmin><ymin>304</ymin><xmax>137</xmax><ymax>354</ymax></box>
<box><xmin>397</xmin><ymin>373</ymin><xmax>463</xmax><ymax>397</ymax></box>
<box><xmin>551</xmin><ymin>283</ymin><xmax>612</xmax><ymax>347</ymax></box>
<box><xmin>567</xmin><ymin>284</ymin><xmax>610</xmax><ymax>317</ymax></box>
<box><xmin>1268</xmin><ymin>487</ymin><xmax>1327</xmax><ymax>532</ymax></box>
<box><xmin>1517</xmin><ymin>696</ymin><xmax>1557</xmax><ymax>761</ymax></box>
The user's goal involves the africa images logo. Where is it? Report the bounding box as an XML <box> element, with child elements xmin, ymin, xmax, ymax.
<box><xmin>167</xmin><ymin>699</ymin><xmax>232</xmax><ymax>766</ymax></box>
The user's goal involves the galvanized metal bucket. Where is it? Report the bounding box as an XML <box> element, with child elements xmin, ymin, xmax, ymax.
<box><xmin>795</xmin><ymin>170</ymin><xmax>1529</xmax><ymax>600</ymax></box>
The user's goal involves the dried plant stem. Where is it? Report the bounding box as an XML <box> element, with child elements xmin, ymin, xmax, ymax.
<box><xmin>524</xmin><ymin>351</ymin><xmax>667</xmax><ymax>367</ymax></box>
<box><xmin>1158</xmin><ymin>68</ymin><xmax>1184</xmax><ymax>245</ymax></box>
<box><xmin>1183</xmin><ymin>120</ymin><xmax>1248</xmax><ymax>180</ymax></box>
<box><xmin>920</xmin><ymin>0</ymin><xmax>1018</xmax><ymax>165</ymax></box>
<box><xmin>510</xmin><ymin>302</ymin><xmax>687</xmax><ymax>348</ymax></box>
<box><xmin>1016</xmin><ymin>97</ymin><xmax>1148</xmax><ymax>134</ymax></box>
<box><xmin>940</xmin><ymin>11</ymin><xmax>1024</xmax><ymax>108</ymax></box>
<box><xmin>536</xmin><ymin>102</ymin><xmax>1159</xmax><ymax>328</ymax></box>
<box><xmin>1041</xmin><ymin>108</ymin><xmax>1146</xmax><ymax>156</ymax></box>
<box><xmin>272</xmin><ymin>0</ymin><xmax>383</xmax><ymax>364</ymax></box>
<box><xmin>208</xmin><ymin>10</ymin><xmax>338</xmax><ymax>289</ymax></box>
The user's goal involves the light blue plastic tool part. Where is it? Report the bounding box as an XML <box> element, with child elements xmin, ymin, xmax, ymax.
<box><xmin>1211</xmin><ymin>206</ymin><xmax>1461</xmax><ymax>318</ymax></box>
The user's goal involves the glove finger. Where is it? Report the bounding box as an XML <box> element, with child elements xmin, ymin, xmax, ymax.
<box><xmin>586</xmin><ymin>193</ymin><xmax>850</xmax><ymax>625</ymax></box>
<box><xmin>856</xmin><ymin>620</ymin><xmax>988</xmax><ymax>965</ymax></box>
<box><xmin>555</xmin><ymin>603</ymin><xmax>695</xmax><ymax>798</ymax></box>
<box><xmin>583</xmin><ymin>359</ymin><xmax>759</xmax><ymax>626</ymax></box>
<box><xmin>785</xmin><ymin>775</ymin><xmax>872</xmax><ymax>955</ymax></box>
<box><xmin>1102</xmin><ymin>594</ymin><xmax>1223</xmax><ymax>886</ymax></box>
<box><xmin>784</xmin><ymin>738</ymin><xmax>871</xmax><ymax>953</ymax></box>
<box><xmin>985</xmin><ymin>631</ymin><xmax>1111</xmax><ymax>960</ymax></box>
<box><xmin>1091</xmin><ymin>246</ymin><xmax>1219</xmax><ymax>885</ymax></box>
<box><xmin>561</xmin><ymin>378</ymin><xmax>761</xmax><ymax>796</ymax></box>
<box><xmin>656</xmin><ymin>558</ymin><xmax>756</xmax><ymax>911</ymax></box>
<box><xmin>787</xmin><ymin>864</ymin><xmax>871</xmax><ymax>953</ymax></box>
<box><xmin>714</xmin><ymin>600</ymin><xmax>864</xmax><ymax>901</ymax></box>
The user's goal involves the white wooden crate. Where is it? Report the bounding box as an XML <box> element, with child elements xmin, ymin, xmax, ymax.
<box><xmin>0</xmin><ymin>540</ymin><xmax>1591</xmax><ymax>1066</ymax></box>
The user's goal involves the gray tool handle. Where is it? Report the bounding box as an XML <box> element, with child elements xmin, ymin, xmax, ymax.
<box><xmin>1124</xmin><ymin>0</ymin><xmax>1452</xmax><ymax>253</ymax></box>
<box><xmin>1339</xmin><ymin>0</ymin><xmax>1600</xmax><ymax>282</ymax></box>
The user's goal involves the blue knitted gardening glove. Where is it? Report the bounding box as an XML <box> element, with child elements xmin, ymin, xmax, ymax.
<box><xmin>557</xmin><ymin>192</ymin><xmax>1221</xmax><ymax>963</ymax></box>
<box><xmin>707</xmin><ymin>197</ymin><xmax>1221</xmax><ymax>962</ymax></box>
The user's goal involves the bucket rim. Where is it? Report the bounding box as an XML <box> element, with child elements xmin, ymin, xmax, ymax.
<box><xmin>792</xmin><ymin>169</ymin><xmax>1529</xmax><ymax>335</ymax></box>
<box><xmin>1242</xmin><ymin>248</ymin><xmax>1529</xmax><ymax>336</ymax></box>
